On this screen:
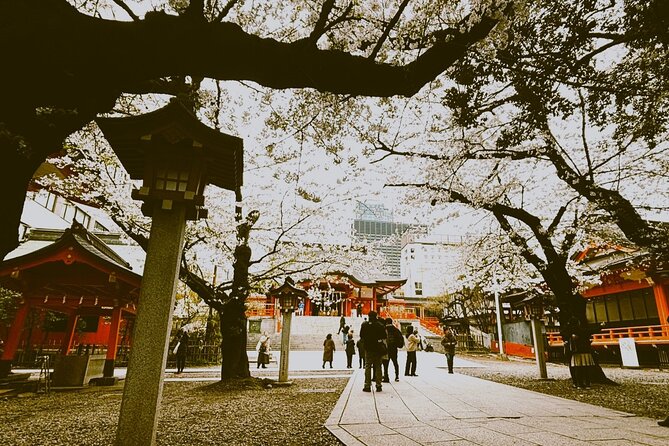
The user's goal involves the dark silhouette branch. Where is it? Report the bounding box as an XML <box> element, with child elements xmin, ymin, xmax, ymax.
<box><xmin>369</xmin><ymin>0</ymin><xmax>410</xmax><ymax>61</ymax></box>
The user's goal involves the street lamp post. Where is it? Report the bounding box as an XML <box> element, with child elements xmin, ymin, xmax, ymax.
<box><xmin>268</xmin><ymin>278</ymin><xmax>307</xmax><ymax>384</ymax></box>
<box><xmin>97</xmin><ymin>101</ymin><xmax>243</xmax><ymax>446</ymax></box>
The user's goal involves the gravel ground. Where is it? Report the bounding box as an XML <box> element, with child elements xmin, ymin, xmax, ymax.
<box><xmin>0</xmin><ymin>377</ymin><xmax>347</xmax><ymax>446</ymax></box>
<box><xmin>458</xmin><ymin>354</ymin><xmax>669</xmax><ymax>420</ymax></box>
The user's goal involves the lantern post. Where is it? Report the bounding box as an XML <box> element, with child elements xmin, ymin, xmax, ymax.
<box><xmin>96</xmin><ymin>100</ymin><xmax>243</xmax><ymax>446</ymax></box>
<box><xmin>268</xmin><ymin>278</ymin><xmax>307</xmax><ymax>384</ymax></box>
<box><xmin>529</xmin><ymin>300</ymin><xmax>548</xmax><ymax>379</ymax></box>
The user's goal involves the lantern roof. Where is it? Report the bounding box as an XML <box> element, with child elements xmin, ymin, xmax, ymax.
<box><xmin>267</xmin><ymin>277</ymin><xmax>308</xmax><ymax>298</ymax></box>
<box><xmin>96</xmin><ymin>100</ymin><xmax>243</xmax><ymax>192</ymax></box>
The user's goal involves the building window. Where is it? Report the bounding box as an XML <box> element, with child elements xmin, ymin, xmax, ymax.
<box><xmin>585</xmin><ymin>288</ymin><xmax>658</xmax><ymax>325</ymax></box>
<box><xmin>414</xmin><ymin>282</ymin><xmax>422</xmax><ymax>296</ymax></box>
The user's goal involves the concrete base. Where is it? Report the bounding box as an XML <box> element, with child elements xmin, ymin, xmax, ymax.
<box><xmin>272</xmin><ymin>381</ymin><xmax>293</xmax><ymax>387</ymax></box>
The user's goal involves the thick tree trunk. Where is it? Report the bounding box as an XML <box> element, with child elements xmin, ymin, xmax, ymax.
<box><xmin>218</xmin><ymin>302</ymin><xmax>250</xmax><ymax>379</ymax></box>
<box><xmin>0</xmin><ymin>140</ymin><xmax>45</xmax><ymax>259</ymax></box>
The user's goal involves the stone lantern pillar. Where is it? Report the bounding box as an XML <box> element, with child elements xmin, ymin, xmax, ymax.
<box><xmin>96</xmin><ymin>100</ymin><xmax>243</xmax><ymax>446</ymax></box>
<box><xmin>268</xmin><ymin>277</ymin><xmax>307</xmax><ymax>383</ymax></box>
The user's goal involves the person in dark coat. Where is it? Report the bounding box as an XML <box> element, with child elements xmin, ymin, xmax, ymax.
<box><xmin>383</xmin><ymin>318</ymin><xmax>403</xmax><ymax>382</ymax></box>
<box><xmin>570</xmin><ymin>328</ymin><xmax>595</xmax><ymax>389</ymax></box>
<box><xmin>360</xmin><ymin>310</ymin><xmax>387</xmax><ymax>392</ymax></box>
<box><xmin>345</xmin><ymin>333</ymin><xmax>356</xmax><ymax>368</ymax></box>
<box><xmin>356</xmin><ymin>338</ymin><xmax>366</xmax><ymax>369</ymax></box>
<box><xmin>323</xmin><ymin>333</ymin><xmax>336</xmax><ymax>368</ymax></box>
<box><xmin>441</xmin><ymin>327</ymin><xmax>457</xmax><ymax>374</ymax></box>
<box><xmin>176</xmin><ymin>331</ymin><xmax>189</xmax><ymax>374</ymax></box>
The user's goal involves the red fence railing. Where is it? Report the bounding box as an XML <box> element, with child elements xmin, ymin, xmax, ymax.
<box><xmin>547</xmin><ymin>324</ymin><xmax>669</xmax><ymax>346</ymax></box>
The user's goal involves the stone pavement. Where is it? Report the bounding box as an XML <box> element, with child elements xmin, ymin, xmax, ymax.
<box><xmin>325</xmin><ymin>352</ymin><xmax>669</xmax><ymax>446</ymax></box>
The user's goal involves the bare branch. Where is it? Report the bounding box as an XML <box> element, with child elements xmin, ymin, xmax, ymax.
<box><xmin>369</xmin><ymin>0</ymin><xmax>410</xmax><ymax>61</ymax></box>
<box><xmin>112</xmin><ymin>0</ymin><xmax>139</xmax><ymax>21</ymax></box>
<box><xmin>214</xmin><ymin>0</ymin><xmax>240</xmax><ymax>22</ymax></box>
<box><xmin>309</xmin><ymin>0</ymin><xmax>336</xmax><ymax>43</ymax></box>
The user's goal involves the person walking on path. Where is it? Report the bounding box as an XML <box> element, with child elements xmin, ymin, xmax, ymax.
<box><xmin>360</xmin><ymin>310</ymin><xmax>387</xmax><ymax>392</ymax></box>
<box><xmin>337</xmin><ymin>315</ymin><xmax>346</xmax><ymax>334</ymax></box>
<box><xmin>441</xmin><ymin>327</ymin><xmax>457</xmax><ymax>374</ymax></box>
<box><xmin>256</xmin><ymin>332</ymin><xmax>271</xmax><ymax>369</ymax></box>
<box><xmin>356</xmin><ymin>337</ymin><xmax>366</xmax><ymax>369</ymax></box>
<box><xmin>323</xmin><ymin>333</ymin><xmax>336</xmax><ymax>368</ymax></box>
<box><xmin>342</xmin><ymin>324</ymin><xmax>350</xmax><ymax>345</ymax></box>
<box><xmin>175</xmin><ymin>330</ymin><xmax>189</xmax><ymax>374</ymax></box>
<box><xmin>383</xmin><ymin>318</ymin><xmax>403</xmax><ymax>382</ymax></box>
<box><xmin>404</xmin><ymin>326</ymin><xmax>419</xmax><ymax>377</ymax></box>
<box><xmin>345</xmin><ymin>333</ymin><xmax>356</xmax><ymax>368</ymax></box>
<box><xmin>356</xmin><ymin>303</ymin><xmax>363</xmax><ymax>317</ymax></box>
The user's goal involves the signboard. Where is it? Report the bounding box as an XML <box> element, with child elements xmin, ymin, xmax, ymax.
<box><xmin>619</xmin><ymin>338</ymin><xmax>639</xmax><ymax>368</ymax></box>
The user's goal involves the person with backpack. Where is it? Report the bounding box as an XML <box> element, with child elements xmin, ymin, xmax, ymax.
<box><xmin>383</xmin><ymin>317</ymin><xmax>403</xmax><ymax>382</ymax></box>
<box><xmin>359</xmin><ymin>310</ymin><xmax>387</xmax><ymax>392</ymax></box>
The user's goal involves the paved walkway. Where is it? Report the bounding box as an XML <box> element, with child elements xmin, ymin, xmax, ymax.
<box><xmin>326</xmin><ymin>353</ymin><xmax>669</xmax><ymax>446</ymax></box>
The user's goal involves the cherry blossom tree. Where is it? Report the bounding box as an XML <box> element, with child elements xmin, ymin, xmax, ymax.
<box><xmin>0</xmin><ymin>0</ymin><xmax>506</xmax><ymax>259</ymax></box>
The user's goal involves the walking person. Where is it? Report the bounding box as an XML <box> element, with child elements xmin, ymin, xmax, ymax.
<box><xmin>356</xmin><ymin>303</ymin><xmax>363</xmax><ymax>317</ymax></box>
<box><xmin>441</xmin><ymin>327</ymin><xmax>457</xmax><ymax>374</ymax></box>
<box><xmin>175</xmin><ymin>330</ymin><xmax>189</xmax><ymax>374</ymax></box>
<box><xmin>323</xmin><ymin>333</ymin><xmax>336</xmax><ymax>369</ymax></box>
<box><xmin>337</xmin><ymin>315</ymin><xmax>346</xmax><ymax>334</ymax></box>
<box><xmin>404</xmin><ymin>326</ymin><xmax>419</xmax><ymax>377</ymax></box>
<box><xmin>357</xmin><ymin>337</ymin><xmax>366</xmax><ymax>369</ymax></box>
<box><xmin>345</xmin><ymin>333</ymin><xmax>356</xmax><ymax>368</ymax></box>
<box><xmin>360</xmin><ymin>310</ymin><xmax>387</xmax><ymax>392</ymax></box>
<box><xmin>342</xmin><ymin>324</ymin><xmax>350</xmax><ymax>345</ymax></box>
<box><xmin>256</xmin><ymin>332</ymin><xmax>270</xmax><ymax>369</ymax></box>
<box><xmin>383</xmin><ymin>318</ymin><xmax>403</xmax><ymax>382</ymax></box>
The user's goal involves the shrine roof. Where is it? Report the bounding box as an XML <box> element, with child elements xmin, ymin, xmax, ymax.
<box><xmin>0</xmin><ymin>223</ymin><xmax>142</xmax><ymax>313</ymax></box>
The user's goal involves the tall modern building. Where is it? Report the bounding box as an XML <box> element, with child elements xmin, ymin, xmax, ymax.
<box><xmin>352</xmin><ymin>202</ymin><xmax>424</xmax><ymax>277</ymax></box>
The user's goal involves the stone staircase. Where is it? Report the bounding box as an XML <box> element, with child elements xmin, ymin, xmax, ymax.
<box><xmin>247</xmin><ymin>316</ymin><xmax>364</xmax><ymax>351</ymax></box>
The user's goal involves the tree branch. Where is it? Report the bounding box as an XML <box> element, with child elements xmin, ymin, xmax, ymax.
<box><xmin>368</xmin><ymin>0</ymin><xmax>410</xmax><ymax>61</ymax></box>
<box><xmin>112</xmin><ymin>0</ymin><xmax>139</xmax><ymax>21</ymax></box>
<box><xmin>214</xmin><ymin>0</ymin><xmax>239</xmax><ymax>22</ymax></box>
<box><xmin>309</xmin><ymin>0</ymin><xmax>336</xmax><ymax>44</ymax></box>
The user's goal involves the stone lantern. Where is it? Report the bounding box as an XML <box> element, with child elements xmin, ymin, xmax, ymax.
<box><xmin>268</xmin><ymin>277</ymin><xmax>307</xmax><ymax>383</ymax></box>
<box><xmin>528</xmin><ymin>296</ymin><xmax>548</xmax><ymax>379</ymax></box>
<box><xmin>96</xmin><ymin>100</ymin><xmax>243</xmax><ymax>446</ymax></box>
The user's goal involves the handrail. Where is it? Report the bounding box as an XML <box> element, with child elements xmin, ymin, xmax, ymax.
<box><xmin>547</xmin><ymin>324</ymin><xmax>669</xmax><ymax>346</ymax></box>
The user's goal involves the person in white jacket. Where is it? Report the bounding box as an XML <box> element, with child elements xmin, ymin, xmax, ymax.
<box><xmin>256</xmin><ymin>332</ymin><xmax>271</xmax><ymax>369</ymax></box>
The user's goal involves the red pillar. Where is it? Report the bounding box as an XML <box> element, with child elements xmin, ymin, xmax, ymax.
<box><xmin>0</xmin><ymin>302</ymin><xmax>30</xmax><ymax>377</ymax></box>
<box><xmin>372</xmin><ymin>287</ymin><xmax>377</xmax><ymax>312</ymax></box>
<box><xmin>654</xmin><ymin>283</ymin><xmax>669</xmax><ymax>336</ymax></box>
<box><xmin>104</xmin><ymin>307</ymin><xmax>123</xmax><ymax>377</ymax></box>
<box><xmin>61</xmin><ymin>313</ymin><xmax>79</xmax><ymax>355</ymax></box>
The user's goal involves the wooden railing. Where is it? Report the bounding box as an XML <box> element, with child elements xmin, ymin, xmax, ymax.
<box><xmin>380</xmin><ymin>309</ymin><xmax>418</xmax><ymax>320</ymax></box>
<box><xmin>245</xmin><ymin>304</ymin><xmax>275</xmax><ymax>317</ymax></box>
<box><xmin>547</xmin><ymin>324</ymin><xmax>669</xmax><ymax>346</ymax></box>
<box><xmin>420</xmin><ymin>317</ymin><xmax>444</xmax><ymax>336</ymax></box>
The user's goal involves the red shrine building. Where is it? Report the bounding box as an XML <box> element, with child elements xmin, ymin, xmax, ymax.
<box><xmin>262</xmin><ymin>273</ymin><xmax>406</xmax><ymax>318</ymax></box>
<box><xmin>547</xmin><ymin>245</ymin><xmax>669</xmax><ymax>365</ymax></box>
<box><xmin>0</xmin><ymin>223</ymin><xmax>141</xmax><ymax>378</ymax></box>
